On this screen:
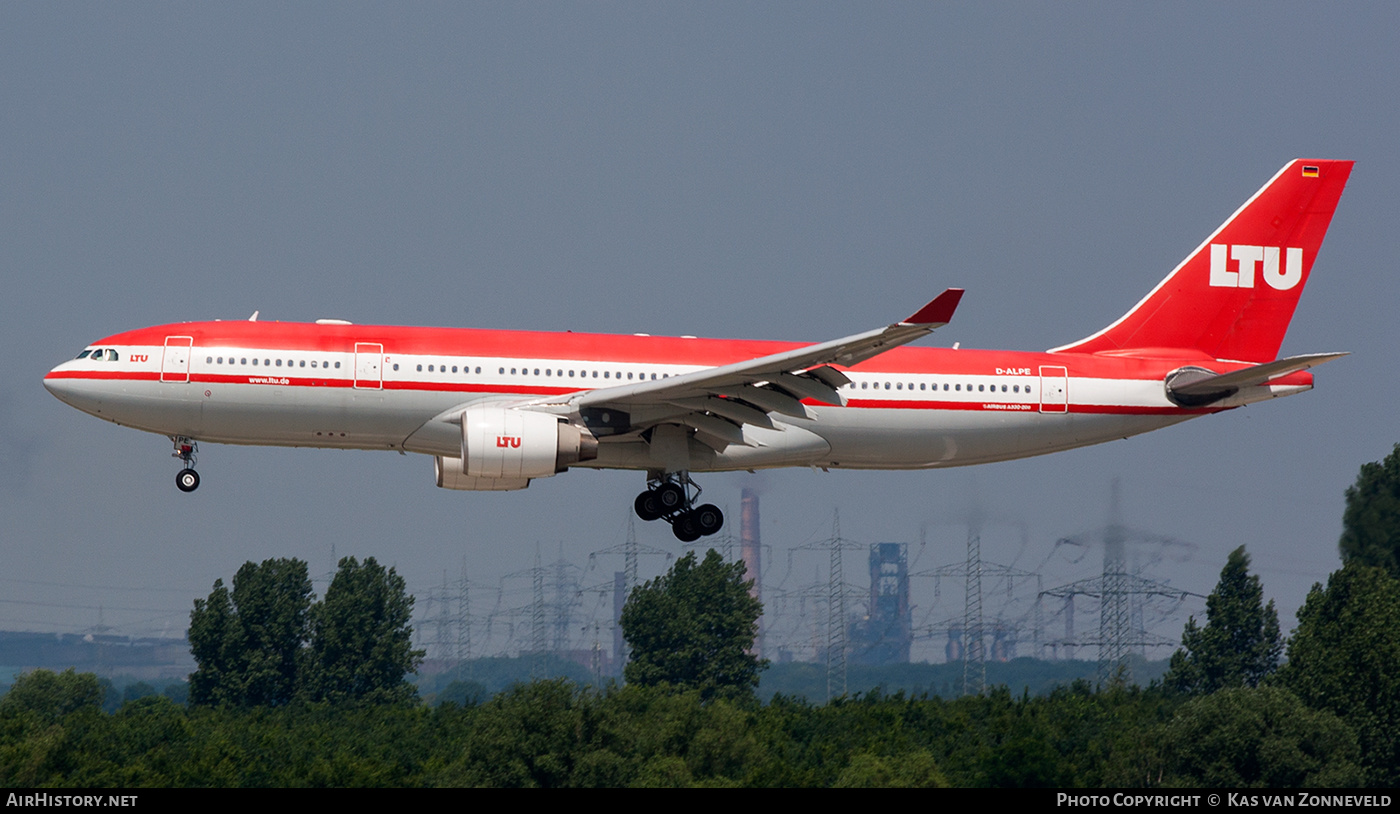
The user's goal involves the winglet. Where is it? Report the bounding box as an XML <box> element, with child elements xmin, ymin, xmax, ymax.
<box><xmin>903</xmin><ymin>288</ymin><xmax>964</xmax><ymax>326</ymax></box>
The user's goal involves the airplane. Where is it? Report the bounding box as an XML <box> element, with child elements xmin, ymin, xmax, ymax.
<box><xmin>45</xmin><ymin>159</ymin><xmax>1352</xmax><ymax>542</ymax></box>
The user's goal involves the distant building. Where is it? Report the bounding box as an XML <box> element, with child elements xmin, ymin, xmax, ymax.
<box><xmin>849</xmin><ymin>543</ymin><xmax>912</xmax><ymax>665</ymax></box>
<box><xmin>0</xmin><ymin>630</ymin><xmax>193</xmax><ymax>681</ymax></box>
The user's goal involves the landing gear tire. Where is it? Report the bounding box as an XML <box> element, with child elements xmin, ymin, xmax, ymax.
<box><xmin>673</xmin><ymin>511</ymin><xmax>703</xmax><ymax>543</ymax></box>
<box><xmin>694</xmin><ymin>504</ymin><xmax>723</xmax><ymax>536</ymax></box>
<box><xmin>655</xmin><ymin>482</ymin><xmax>685</xmax><ymax>512</ymax></box>
<box><xmin>635</xmin><ymin>471</ymin><xmax>727</xmax><ymax>538</ymax></box>
<box><xmin>176</xmin><ymin>469</ymin><xmax>200</xmax><ymax>493</ymax></box>
<box><xmin>634</xmin><ymin>490</ymin><xmax>663</xmax><ymax>521</ymax></box>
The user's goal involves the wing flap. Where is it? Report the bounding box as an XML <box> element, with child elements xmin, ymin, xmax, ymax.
<box><xmin>521</xmin><ymin>288</ymin><xmax>963</xmax><ymax>441</ymax></box>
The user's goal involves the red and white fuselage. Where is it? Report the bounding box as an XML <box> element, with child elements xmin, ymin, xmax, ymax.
<box><xmin>42</xmin><ymin>321</ymin><xmax>1310</xmax><ymax>469</ymax></box>
<box><xmin>44</xmin><ymin>159</ymin><xmax>1354</xmax><ymax>536</ymax></box>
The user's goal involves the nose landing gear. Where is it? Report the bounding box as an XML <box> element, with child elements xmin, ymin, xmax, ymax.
<box><xmin>634</xmin><ymin>472</ymin><xmax>724</xmax><ymax>542</ymax></box>
<box><xmin>172</xmin><ymin>436</ymin><xmax>200</xmax><ymax>492</ymax></box>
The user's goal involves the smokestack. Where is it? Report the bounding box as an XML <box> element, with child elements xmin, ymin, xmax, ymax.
<box><xmin>741</xmin><ymin>488</ymin><xmax>763</xmax><ymax>657</ymax></box>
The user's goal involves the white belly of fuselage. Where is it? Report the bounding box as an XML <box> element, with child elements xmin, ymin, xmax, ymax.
<box><xmin>57</xmin><ymin>376</ymin><xmax>1194</xmax><ymax>471</ymax></box>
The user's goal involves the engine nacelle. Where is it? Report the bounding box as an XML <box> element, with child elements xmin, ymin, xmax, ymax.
<box><xmin>435</xmin><ymin>456</ymin><xmax>531</xmax><ymax>491</ymax></box>
<box><xmin>460</xmin><ymin>404</ymin><xmax>598</xmax><ymax>480</ymax></box>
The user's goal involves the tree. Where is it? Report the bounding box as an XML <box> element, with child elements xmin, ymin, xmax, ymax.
<box><xmin>1340</xmin><ymin>443</ymin><xmax>1400</xmax><ymax>578</ymax></box>
<box><xmin>304</xmin><ymin>556</ymin><xmax>424</xmax><ymax>704</ymax></box>
<box><xmin>1276</xmin><ymin>561</ymin><xmax>1400</xmax><ymax>786</ymax></box>
<box><xmin>1164</xmin><ymin>546</ymin><xmax>1281</xmax><ymax>695</ymax></box>
<box><xmin>188</xmin><ymin>558</ymin><xmax>313</xmax><ymax>707</ymax></box>
<box><xmin>1159</xmin><ymin>687</ymin><xmax>1362</xmax><ymax>788</ymax></box>
<box><xmin>621</xmin><ymin>549</ymin><xmax>766</xmax><ymax>701</ymax></box>
<box><xmin>0</xmin><ymin>668</ymin><xmax>104</xmax><ymax>726</ymax></box>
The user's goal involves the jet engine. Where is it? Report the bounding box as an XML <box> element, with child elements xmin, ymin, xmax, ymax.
<box><xmin>432</xmin><ymin>405</ymin><xmax>598</xmax><ymax>492</ymax></box>
<box><xmin>434</xmin><ymin>456</ymin><xmax>531</xmax><ymax>491</ymax></box>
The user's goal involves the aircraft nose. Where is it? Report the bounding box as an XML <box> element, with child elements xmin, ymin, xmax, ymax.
<box><xmin>44</xmin><ymin>367</ymin><xmax>96</xmax><ymax>411</ymax></box>
<box><xmin>43</xmin><ymin>369</ymin><xmax>76</xmax><ymax>403</ymax></box>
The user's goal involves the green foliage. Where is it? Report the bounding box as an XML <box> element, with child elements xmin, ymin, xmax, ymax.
<box><xmin>122</xmin><ymin>682</ymin><xmax>156</xmax><ymax>705</ymax></box>
<box><xmin>188</xmin><ymin>558</ymin><xmax>313</xmax><ymax>707</ymax></box>
<box><xmin>162</xmin><ymin>681</ymin><xmax>189</xmax><ymax>706</ymax></box>
<box><xmin>1276</xmin><ymin>561</ymin><xmax>1400</xmax><ymax>786</ymax></box>
<box><xmin>304</xmin><ymin>557</ymin><xmax>423</xmax><ymax>705</ymax></box>
<box><xmin>1164</xmin><ymin>546</ymin><xmax>1281</xmax><ymax>695</ymax></box>
<box><xmin>188</xmin><ymin>557</ymin><xmax>420</xmax><ymax>709</ymax></box>
<box><xmin>1340</xmin><ymin>443</ymin><xmax>1400</xmax><ymax>577</ymax></box>
<box><xmin>0</xmin><ymin>668</ymin><xmax>104</xmax><ymax>726</ymax></box>
<box><xmin>1158</xmin><ymin>687</ymin><xmax>1362</xmax><ymax>787</ymax></box>
<box><xmin>434</xmin><ymin>679</ymin><xmax>488</xmax><ymax>708</ymax></box>
<box><xmin>833</xmin><ymin>750</ymin><xmax>948</xmax><ymax>787</ymax></box>
<box><xmin>621</xmin><ymin>549</ymin><xmax>766</xmax><ymax>701</ymax></box>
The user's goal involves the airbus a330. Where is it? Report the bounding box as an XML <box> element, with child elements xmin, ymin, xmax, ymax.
<box><xmin>45</xmin><ymin>159</ymin><xmax>1353</xmax><ymax>541</ymax></box>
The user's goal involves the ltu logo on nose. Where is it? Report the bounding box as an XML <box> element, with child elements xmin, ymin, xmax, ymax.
<box><xmin>1209</xmin><ymin>245</ymin><xmax>1303</xmax><ymax>290</ymax></box>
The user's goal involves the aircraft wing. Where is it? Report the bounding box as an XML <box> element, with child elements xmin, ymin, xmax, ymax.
<box><xmin>524</xmin><ymin>288</ymin><xmax>963</xmax><ymax>449</ymax></box>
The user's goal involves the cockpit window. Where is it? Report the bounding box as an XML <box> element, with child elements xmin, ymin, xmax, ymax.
<box><xmin>105</xmin><ymin>349</ymin><xmax>119</xmax><ymax>361</ymax></box>
<box><xmin>76</xmin><ymin>350</ymin><xmax>93</xmax><ymax>359</ymax></box>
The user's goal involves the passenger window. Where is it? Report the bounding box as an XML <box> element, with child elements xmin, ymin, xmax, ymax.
<box><xmin>334</xmin><ymin>362</ymin><xmax>341</xmax><ymax>369</ymax></box>
<box><xmin>240</xmin><ymin>357</ymin><xmax>247</xmax><ymax>365</ymax></box>
<box><xmin>252</xmin><ymin>359</ymin><xmax>259</xmax><ymax>366</ymax></box>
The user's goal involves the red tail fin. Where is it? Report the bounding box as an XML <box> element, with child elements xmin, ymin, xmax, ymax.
<box><xmin>1052</xmin><ymin>159</ymin><xmax>1353</xmax><ymax>362</ymax></box>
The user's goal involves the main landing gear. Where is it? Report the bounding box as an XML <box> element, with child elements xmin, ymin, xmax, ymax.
<box><xmin>634</xmin><ymin>472</ymin><xmax>724</xmax><ymax>543</ymax></box>
<box><xmin>172</xmin><ymin>436</ymin><xmax>200</xmax><ymax>493</ymax></box>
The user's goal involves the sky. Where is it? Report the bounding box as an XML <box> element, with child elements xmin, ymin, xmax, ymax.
<box><xmin>3</xmin><ymin>3</ymin><xmax>1398</xmax><ymax>664</ymax></box>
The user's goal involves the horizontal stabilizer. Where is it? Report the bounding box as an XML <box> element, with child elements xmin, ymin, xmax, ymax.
<box><xmin>1166</xmin><ymin>352</ymin><xmax>1347</xmax><ymax>406</ymax></box>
